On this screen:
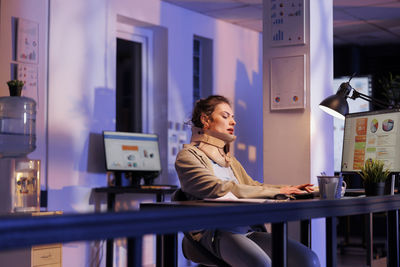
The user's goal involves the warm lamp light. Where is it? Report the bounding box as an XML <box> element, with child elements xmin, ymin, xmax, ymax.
<box><xmin>319</xmin><ymin>76</ymin><xmax>393</xmax><ymax>119</ymax></box>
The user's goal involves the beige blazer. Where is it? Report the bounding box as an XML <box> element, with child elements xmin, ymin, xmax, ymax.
<box><xmin>175</xmin><ymin>144</ymin><xmax>284</xmax><ymax>200</ymax></box>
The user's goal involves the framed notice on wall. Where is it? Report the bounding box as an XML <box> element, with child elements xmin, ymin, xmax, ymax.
<box><xmin>270</xmin><ymin>55</ymin><xmax>306</xmax><ymax>110</ymax></box>
<box><xmin>268</xmin><ymin>0</ymin><xmax>305</xmax><ymax>47</ymax></box>
<box><xmin>16</xmin><ymin>63</ymin><xmax>39</xmax><ymax>102</ymax></box>
<box><xmin>16</xmin><ymin>18</ymin><xmax>39</xmax><ymax>64</ymax></box>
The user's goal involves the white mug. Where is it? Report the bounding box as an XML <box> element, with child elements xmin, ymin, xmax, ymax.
<box><xmin>340</xmin><ymin>180</ymin><xmax>347</xmax><ymax>198</ymax></box>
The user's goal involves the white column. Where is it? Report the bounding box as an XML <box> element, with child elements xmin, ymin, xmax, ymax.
<box><xmin>263</xmin><ymin>0</ymin><xmax>333</xmax><ymax>265</ymax></box>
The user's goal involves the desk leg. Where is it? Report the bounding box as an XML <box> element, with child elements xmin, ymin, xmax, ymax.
<box><xmin>300</xmin><ymin>219</ymin><xmax>311</xmax><ymax>248</ymax></box>
<box><xmin>106</xmin><ymin>193</ymin><xmax>116</xmax><ymax>267</ymax></box>
<box><xmin>272</xmin><ymin>222</ymin><xmax>287</xmax><ymax>267</ymax></box>
<box><xmin>156</xmin><ymin>235</ymin><xmax>162</xmax><ymax>267</ymax></box>
<box><xmin>365</xmin><ymin>213</ymin><xmax>373</xmax><ymax>266</ymax></box>
<box><xmin>161</xmin><ymin>233</ymin><xmax>177</xmax><ymax>267</ymax></box>
<box><xmin>387</xmin><ymin>210</ymin><xmax>399</xmax><ymax>267</ymax></box>
<box><xmin>326</xmin><ymin>217</ymin><xmax>337</xmax><ymax>267</ymax></box>
<box><xmin>106</xmin><ymin>239</ymin><xmax>114</xmax><ymax>267</ymax></box>
<box><xmin>155</xmin><ymin>193</ymin><xmax>168</xmax><ymax>267</ymax></box>
<box><xmin>127</xmin><ymin>236</ymin><xmax>142</xmax><ymax>267</ymax></box>
<box><xmin>156</xmin><ymin>233</ymin><xmax>177</xmax><ymax>267</ymax></box>
<box><xmin>156</xmin><ymin>193</ymin><xmax>165</xmax><ymax>202</ymax></box>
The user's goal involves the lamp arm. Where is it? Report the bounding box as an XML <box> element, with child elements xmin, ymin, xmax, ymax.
<box><xmin>349</xmin><ymin>89</ymin><xmax>392</xmax><ymax>109</ymax></box>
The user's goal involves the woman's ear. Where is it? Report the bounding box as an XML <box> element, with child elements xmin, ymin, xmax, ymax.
<box><xmin>200</xmin><ymin>113</ymin><xmax>209</xmax><ymax>129</ymax></box>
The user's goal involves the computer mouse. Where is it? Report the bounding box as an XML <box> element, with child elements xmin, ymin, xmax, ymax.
<box><xmin>275</xmin><ymin>194</ymin><xmax>291</xmax><ymax>200</ymax></box>
<box><xmin>293</xmin><ymin>192</ymin><xmax>314</xmax><ymax>199</ymax></box>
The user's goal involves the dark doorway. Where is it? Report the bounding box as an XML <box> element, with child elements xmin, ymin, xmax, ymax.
<box><xmin>116</xmin><ymin>38</ymin><xmax>142</xmax><ymax>132</ymax></box>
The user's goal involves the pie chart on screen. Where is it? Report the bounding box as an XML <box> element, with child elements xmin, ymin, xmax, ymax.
<box><xmin>382</xmin><ymin>119</ymin><xmax>394</xmax><ymax>132</ymax></box>
<box><xmin>370</xmin><ymin>119</ymin><xmax>378</xmax><ymax>133</ymax></box>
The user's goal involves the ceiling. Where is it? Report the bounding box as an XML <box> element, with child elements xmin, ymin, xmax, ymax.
<box><xmin>162</xmin><ymin>0</ymin><xmax>400</xmax><ymax>46</ymax></box>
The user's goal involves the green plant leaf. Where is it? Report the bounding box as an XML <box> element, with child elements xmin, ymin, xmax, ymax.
<box><xmin>359</xmin><ymin>159</ymin><xmax>390</xmax><ymax>183</ymax></box>
<box><xmin>6</xmin><ymin>80</ymin><xmax>24</xmax><ymax>89</ymax></box>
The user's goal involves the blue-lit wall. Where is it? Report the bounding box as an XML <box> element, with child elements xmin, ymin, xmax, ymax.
<box><xmin>45</xmin><ymin>0</ymin><xmax>263</xmax><ymax>265</ymax></box>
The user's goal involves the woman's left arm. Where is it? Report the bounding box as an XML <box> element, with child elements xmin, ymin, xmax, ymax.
<box><xmin>231</xmin><ymin>158</ymin><xmax>313</xmax><ymax>193</ymax></box>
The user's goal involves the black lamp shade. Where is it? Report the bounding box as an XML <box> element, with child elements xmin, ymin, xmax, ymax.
<box><xmin>319</xmin><ymin>94</ymin><xmax>349</xmax><ymax>119</ymax></box>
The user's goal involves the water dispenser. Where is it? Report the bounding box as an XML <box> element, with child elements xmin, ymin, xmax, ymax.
<box><xmin>0</xmin><ymin>96</ymin><xmax>40</xmax><ymax>212</ymax></box>
<box><xmin>0</xmin><ymin>96</ymin><xmax>36</xmax><ymax>157</ymax></box>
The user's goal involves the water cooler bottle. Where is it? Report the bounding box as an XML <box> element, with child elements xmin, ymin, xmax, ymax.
<box><xmin>0</xmin><ymin>96</ymin><xmax>40</xmax><ymax>212</ymax></box>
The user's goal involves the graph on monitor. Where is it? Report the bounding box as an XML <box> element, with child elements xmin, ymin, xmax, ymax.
<box><xmin>341</xmin><ymin>109</ymin><xmax>400</xmax><ymax>173</ymax></box>
<box><xmin>103</xmin><ymin>131</ymin><xmax>161</xmax><ymax>173</ymax></box>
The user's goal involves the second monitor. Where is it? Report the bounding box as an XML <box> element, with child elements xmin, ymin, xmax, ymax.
<box><xmin>103</xmin><ymin>131</ymin><xmax>161</xmax><ymax>185</ymax></box>
<box><xmin>341</xmin><ymin>109</ymin><xmax>400</xmax><ymax>173</ymax></box>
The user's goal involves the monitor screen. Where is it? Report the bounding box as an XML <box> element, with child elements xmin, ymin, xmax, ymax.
<box><xmin>333</xmin><ymin>76</ymin><xmax>371</xmax><ymax>172</ymax></box>
<box><xmin>341</xmin><ymin>109</ymin><xmax>400</xmax><ymax>173</ymax></box>
<box><xmin>103</xmin><ymin>131</ymin><xmax>161</xmax><ymax>172</ymax></box>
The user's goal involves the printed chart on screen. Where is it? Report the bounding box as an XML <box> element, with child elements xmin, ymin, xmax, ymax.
<box><xmin>342</xmin><ymin>110</ymin><xmax>400</xmax><ymax>173</ymax></box>
<box><xmin>103</xmin><ymin>131</ymin><xmax>161</xmax><ymax>172</ymax></box>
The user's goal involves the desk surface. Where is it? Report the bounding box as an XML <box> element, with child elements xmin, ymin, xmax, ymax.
<box><xmin>140</xmin><ymin>194</ymin><xmax>400</xmax><ymax>222</ymax></box>
<box><xmin>94</xmin><ymin>185</ymin><xmax>178</xmax><ymax>194</ymax></box>
<box><xmin>0</xmin><ymin>195</ymin><xmax>399</xmax><ymax>250</ymax></box>
<box><xmin>344</xmin><ymin>188</ymin><xmax>398</xmax><ymax>196</ymax></box>
<box><xmin>344</xmin><ymin>188</ymin><xmax>365</xmax><ymax>196</ymax></box>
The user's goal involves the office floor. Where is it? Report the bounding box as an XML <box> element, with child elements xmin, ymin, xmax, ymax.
<box><xmin>183</xmin><ymin>253</ymin><xmax>385</xmax><ymax>267</ymax></box>
<box><xmin>185</xmin><ymin>254</ymin><xmax>386</xmax><ymax>267</ymax></box>
<box><xmin>182</xmin><ymin>236</ymin><xmax>388</xmax><ymax>267</ymax></box>
<box><xmin>183</xmin><ymin>246</ymin><xmax>387</xmax><ymax>267</ymax></box>
<box><xmin>338</xmin><ymin>253</ymin><xmax>386</xmax><ymax>267</ymax></box>
<box><xmin>337</xmin><ymin>235</ymin><xmax>387</xmax><ymax>267</ymax></box>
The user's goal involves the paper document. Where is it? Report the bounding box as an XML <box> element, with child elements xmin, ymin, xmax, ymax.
<box><xmin>203</xmin><ymin>192</ymin><xmax>289</xmax><ymax>203</ymax></box>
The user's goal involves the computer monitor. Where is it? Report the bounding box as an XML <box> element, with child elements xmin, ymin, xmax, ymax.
<box><xmin>333</xmin><ymin>76</ymin><xmax>371</xmax><ymax>173</ymax></box>
<box><xmin>341</xmin><ymin>109</ymin><xmax>400</xmax><ymax>173</ymax></box>
<box><xmin>103</xmin><ymin>131</ymin><xmax>161</xmax><ymax>179</ymax></box>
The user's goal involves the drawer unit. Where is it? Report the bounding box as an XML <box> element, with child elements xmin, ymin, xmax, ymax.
<box><xmin>0</xmin><ymin>211</ymin><xmax>62</xmax><ymax>266</ymax></box>
<box><xmin>0</xmin><ymin>244</ymin><xmax>62</xmax><ymax>267</ymax></box>
<box><xmin>32</xmin><ymin>244</ymin><xmax>62</xmax><ymax>266</ymax></box>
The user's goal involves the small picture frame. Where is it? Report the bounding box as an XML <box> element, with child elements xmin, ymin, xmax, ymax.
<box><xmin>15</xmin><ymin>17</ymin><xmax>39</xmax><ymax>64</ymax></box>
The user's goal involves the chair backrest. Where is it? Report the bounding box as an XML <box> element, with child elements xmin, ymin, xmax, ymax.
<box><xmin>172</xmin><ymin>188</ymin><xmax>231</xmax><ymax>266</ymax></box>
<box><xmin>171</xmin><ymin>188</ymin><xmax>189</xmax><ymax>201</ymax></box>
<box><xmin>182</xmin><ymin>232</ymin><xmax>230</xmax><ymax>267</ymax></box>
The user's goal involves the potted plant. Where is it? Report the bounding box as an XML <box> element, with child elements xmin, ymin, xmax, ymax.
<box><xmin>359</xmin><ymin>159</ymin><xmax>390</xmax><ymax>196</ymax></box>
<box><xmin>6</xmin><ymin>80</ymin><xmax>25</xmax><ymax>96</ymax></box>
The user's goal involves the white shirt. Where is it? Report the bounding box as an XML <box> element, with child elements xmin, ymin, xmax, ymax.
<box><xmin>211</xmin><ymin>161</ymin><xmax>239</xmax><ymax>184</ymax></box>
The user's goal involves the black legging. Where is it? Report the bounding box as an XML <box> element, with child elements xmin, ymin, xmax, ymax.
<box><xmin>199</xmin><ymin>230</ymin><xmax>321</xmax><ymax>267</ymax></box>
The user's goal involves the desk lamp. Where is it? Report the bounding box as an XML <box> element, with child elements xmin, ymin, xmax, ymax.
<box><xmin>319</xmin><ymin>75</ymin><xmax>393</xmax><ymax>119</ymax></box>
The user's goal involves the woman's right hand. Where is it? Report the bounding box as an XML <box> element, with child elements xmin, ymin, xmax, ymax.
<box><xmin>279</xmin><ymin>186</ymin><xmax>308</xmax><ymax>195</ymax></box>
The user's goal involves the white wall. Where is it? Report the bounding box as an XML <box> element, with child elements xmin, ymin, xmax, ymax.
<box><xmin>0</xmin><ymin>0</ymin><xmax>335</xmax><ymax>266</ymax></box>
<box><xmin>0</xmin><ymin>0</ymin><xmax>49</xmax><ymax>191</ymax></box>
<box><xmin>262</xmin><ymin>0</ymin><xmax>334</xmax><ymax>190</ymax></box>
<box><xmin>111</xmin><ymin>0</ymin><xmax>264</xmax><ymax>182</ymax></box>
<box><xmin>263</xmin><ymin>0</ymin><xmax>334</xmax><ymax>265</ymax></box>
<box><xmin>47</xmin><ymin>0</ymin><xmax>263</xmax><ymax>265</ymax></box>
<box><xmin>309</xmin><ymin>1</ymin><xmax>334</xmax><ymax>265</ymax></box>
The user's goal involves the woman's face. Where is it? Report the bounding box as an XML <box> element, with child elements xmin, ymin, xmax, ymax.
<box><xmin>203</xmin><ymin>102</ymin><xmax>236</xmax><ymax>135</ymax></box>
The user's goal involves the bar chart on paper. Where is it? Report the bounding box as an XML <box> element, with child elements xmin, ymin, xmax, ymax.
<box><xmin>273</xmin><ymin>30</ymin><xmax>284</xmax><ymax>41</ymax></box>
<box><xmin>269</xmin><ymin>0</ymin><xmax>305</xmax><ymax>46</ymax></box>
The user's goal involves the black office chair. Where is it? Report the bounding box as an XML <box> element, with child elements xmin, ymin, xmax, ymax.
<box><xmin>172</xmin><ymin>189</ymin><xmax>269</xmax><ymax>266</ymax></box>
<box><xmin>171</xmin><ymin>189</ymin><xmax>231</xmax><ymax>266</ymax></box>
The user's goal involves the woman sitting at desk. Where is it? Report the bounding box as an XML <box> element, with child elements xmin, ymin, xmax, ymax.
<box><xmin>175</xmin><ymin>95</ymin><xmax>320</xmax><ymax>267</ymax></box>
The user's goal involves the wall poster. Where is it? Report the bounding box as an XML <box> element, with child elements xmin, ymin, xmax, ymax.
<box><xmin>16</xmin><ymin>63</ymin><xmax>39</xmax><ymax>103</ymax></box>
<box><xmin>16</xmin><ymin>18</ymin><xmax>39</xmax><ymax>64</ymax></box>
<box><xmin>270</xmin><ymin>55</ymin><xmax>306</xmax><ymax>110</ymax></box>
<box><xmin>268</xmin><ymin>0</ymin><xmax>305</xmax><ymax>46</ymax></box>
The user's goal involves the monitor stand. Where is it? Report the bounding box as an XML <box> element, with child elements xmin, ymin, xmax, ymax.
<box><xmin>113</xmin><ymin>171</ymin><xmax>123</xmax><ymax>187</ymax></box>
<box><xmin>108</xmin><ymin>171</ymin><xmax>160</xmax><ymax>187</ymax></box>
<box><xmin>125</xmin><ymin>172</ymin><xmax>159</xmax><ymax>187</ymax></box>
<box><xmin>122</xmin><ymin>172</ymin><xmax>142</xmax><ymax>187</ymax></box>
